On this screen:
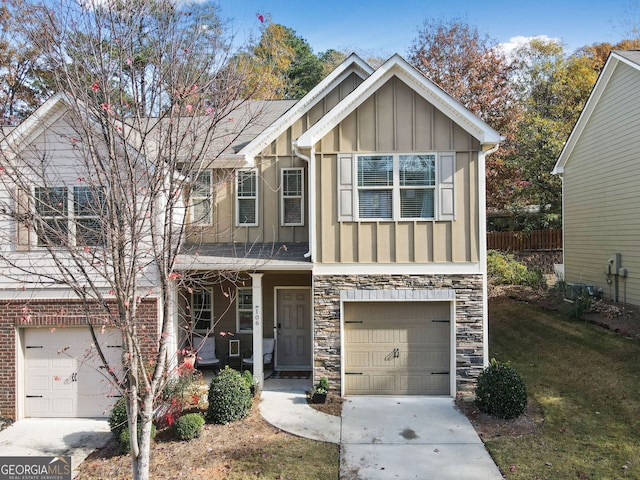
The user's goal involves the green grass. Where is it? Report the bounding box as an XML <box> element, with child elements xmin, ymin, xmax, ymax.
<box><xmin>487</xmin><ymin>300</ymin><xmax>640</xmax><ymax>479</ymax></box>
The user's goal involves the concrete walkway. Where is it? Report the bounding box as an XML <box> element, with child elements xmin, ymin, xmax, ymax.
<box><xmin>260</xmin><ymin>379</ymin><xmax>503</xmax><ymax>479</ymax></box>
<box><xmin>258</xmin><ymin>378</ymin><xmax>341</xmax><ymax>443</ymax></box>
<box><xmin>0</xmin><ymin>418</ymin><xmax>111</xmax><ymax>477</ymax></box>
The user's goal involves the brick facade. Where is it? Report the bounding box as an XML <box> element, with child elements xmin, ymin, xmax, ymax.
<box><xmin>313</xmin><ymin>274</ymin><xmax>485</xmax><ymax>395</ymax></box>
<box><xmin>0</xmin><ymin>298</ymin><xmax>159</xmax><ymax>420</ymax></box>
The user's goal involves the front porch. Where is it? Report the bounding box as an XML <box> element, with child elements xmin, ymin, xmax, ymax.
<box><xmin>175</xmin><ymin>268</ymin><xmax>313</xmax><ymax>387</ymax></box>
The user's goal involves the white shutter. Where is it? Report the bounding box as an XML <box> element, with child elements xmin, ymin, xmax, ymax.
<box><xmin>338</xmin><ymin>154</ymin><xmax>354</xmax><ymax>222</ymax></box>
<box><xmin>438</xmin><ymin>153</ymin><xmax>455</xmax><ymax>221</ymax></box>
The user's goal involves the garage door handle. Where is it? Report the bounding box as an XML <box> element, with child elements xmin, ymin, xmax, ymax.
<box><xmin>26</xmin><ymin>395</ymin><xmax>43</xmax><ymax>398</ymax></box>
<box><xmin>431</xmin><ymin>371</ymin><xmax>449</xmax><ymax>375</ymax></box>
<box><xmin>345</xmin><ymin>372</ymin><xmax>363</xmax><ymax>375</ymax></box>
<box><xmin>345</xmin><ymin>321</ymin><xmax>363</xmax><ymax>324</ymax></box>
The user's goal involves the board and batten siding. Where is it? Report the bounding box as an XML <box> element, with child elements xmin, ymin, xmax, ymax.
<box><xmin>563</xmin><ymin>61</ymin><xmax>640</xmax><ymax>305</ymax></box>
<box><xmin>184</xmin><ymin>72</ymin><xmax>364</xmax><ymax>245</ymax></box>
<box><xmin>314</xmin><ymin>76</ymin><xmax>481</xmax><ymax>264</ymax></box>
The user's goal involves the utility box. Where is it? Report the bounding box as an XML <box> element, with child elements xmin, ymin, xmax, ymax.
<box><xmin>566</xmin><ymin>283</ymin><xmax>594</xmax><ymax>300</ymax></box>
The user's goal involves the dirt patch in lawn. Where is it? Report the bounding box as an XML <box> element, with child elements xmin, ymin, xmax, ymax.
<box><xmin>455</xmin><ymin>396</ymin><xmax>544</xmax><ymax>441</ymax></box>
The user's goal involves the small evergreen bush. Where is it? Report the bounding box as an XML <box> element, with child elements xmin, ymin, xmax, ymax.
<box><xmin>475</xmin><ymin>359</ymin><xmax>528</xmax><ymax>419</ymax></box>
<box><xmin>174</xmin><ymin>413</ymin><xmax>205</xmax><ymax>441</ymax></box>
<box><xmin>108</xmin><ymin>398</ymin><xmax>128</xmax><ymax>438</ymax></box>
<box><xmin>207</xmin><ymin>366</ymin><xmax>252</xmax><ymax>424</ymax></box>
<box><xmin>487</xmin><ymin>250</ymin><xmax>543</xmax><ymax>286</ymax></box>
<box><xmin>118</xmin><ymin>422</ymin><xmax>157</xmax><ymax>454</ymax></box>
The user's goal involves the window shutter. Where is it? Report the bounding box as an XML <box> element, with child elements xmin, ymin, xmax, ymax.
<box><xmin>15</xmin><ymin>187</ymin><xmax>31</xmax><ymax>251</ymax></box>
<box><xmin>337</xmin><ymin>154</ymin><xmax>354</xmax><ymax>222</ymax></box>
<box><xmin>438</xmin><ymin>153</ymin><xmax>455</xmax><ymax>221</ymax></box>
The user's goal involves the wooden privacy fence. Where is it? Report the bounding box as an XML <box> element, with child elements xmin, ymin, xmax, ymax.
<box><xmin>487</xmin><ymin>228</ymin><xmax>562</xmax><ymax>252</ymax></box>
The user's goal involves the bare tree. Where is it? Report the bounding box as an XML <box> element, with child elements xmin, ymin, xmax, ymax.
<box><xmin>0</xmin><ymin>1</ymin><xmax>263</xmax><ymax>478</ymax></box>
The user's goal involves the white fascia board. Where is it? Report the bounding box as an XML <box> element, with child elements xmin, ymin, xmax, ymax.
<box><xmin>312</xmin><ymin>262</ymin><xmax>483</xmax><ymax>276</ymax></box>
<box><xmin>2</xmin><ymin>93</ymin><xmax>69</xmax><ymax>160</ymax></box>
<box><xmin>239</xmin><ymin>54</ymin><xmax>374</xmax><ymax>161</ymax></box>
<box><xmin>295</xmin><ymin>54</ymin><xmax>501</xmax><ymax>149</ymax></box>
<box><xmin>174</xmin><ymin>254</ymin><xmax>313</xmax><ymax>272</ymax></box>
<box><xmin>553</xmin><ymin>54</ymin><xmax>629</xmax><ymax>174</ymax></box>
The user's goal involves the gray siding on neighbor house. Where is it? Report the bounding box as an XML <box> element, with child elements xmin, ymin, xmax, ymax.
<box><xmin>563</xmin><ymin>60</ymin><xmax>640</xmax><ymax>305</ymax></box>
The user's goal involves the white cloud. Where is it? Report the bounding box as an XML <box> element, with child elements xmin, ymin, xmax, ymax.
<box><xmin>498</xmin><ymin>35</ymin><xmax>563</xmax><ymax>56</ymax></box>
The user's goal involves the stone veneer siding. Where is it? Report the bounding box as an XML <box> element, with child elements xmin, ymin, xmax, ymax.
<box><xmin>313</xmin><ymin>274</ymin><xmax>484</xmax><ymax>395</ymax></box>
<box><xmin>0</xmin><ymin>298</ymin><xmax>159</xmax><ymax>420</ymax></box>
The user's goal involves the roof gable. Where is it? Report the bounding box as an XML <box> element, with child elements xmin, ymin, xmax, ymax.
<box><xmin>239</xmin><ymin>53</ymin><xmax>374</xmax><ymax>161</ymax></box>
<box><xmin>553</xmin><ymin>50</ymin><xmax>640</xmax><ymax>174</ymax></box>
<box><xmin>2</xmin><ymin>93</ymin><xmax>69</xmax><ymax>159</ymax></box>
<box><xmin>294</xmin><ymin>54</ymin><xmax>501</xmax><ymax>150</ymax></box>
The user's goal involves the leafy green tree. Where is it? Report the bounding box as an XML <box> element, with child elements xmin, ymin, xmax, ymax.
<box><xmin>0</xmin><ymin>0</ymin><xmax>53</xmax><ymax>122</ymax></box>
<box><xmin>238</xmin><ymin>22</ymin><xmax>326</xmax><ymax>99</ymax></box>
<box><xmin>508</xmin><ymin>39</ymin><xmax>599</xmax><ymax>215</ymax></box>
<box><xmin>408</xmin><ymin>18</ymin><xmax>521</xmax><ymax>211</ymax></box>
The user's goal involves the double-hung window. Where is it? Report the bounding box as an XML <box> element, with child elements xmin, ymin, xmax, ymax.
<box><xmin>34</xmin><ymin>186</ymin><xmax>106</xmax><ymax>247</ymax></box>
<box><xmin>281</xmin><ymin>168</ymin><xmax>304</xmax><ymax>226</ymax></box>
<box><xmin>357</xmin><ymin>156</ymin><xmax>394</xmax><ymax>219</ymax></box>
<box><xmin>399</xmin><ymin>155</ymin><xmax>435</xmax><ymax>218</ymax></box>
<box><xmin>74</xmin><ymin>186</ymin><xmax>107</xmax><ymax>246</ymax></box>
<box><xmin>191</xmin><ymin>289</ymin><xmax>213</xmax><ymax>332</ymax></box>
<box><xmin>236</xmin><ymin>170</ymin><xmax>257</xmax><ymax>226</ymax></box>
<box><xmin>236</xmin><ymin>288</ymin><xmax>253</xmax><ymax>333</ymax></box>
<box><xmin>349</xmin><ymin>153</ymin><xmax>441</xmax><ymax>221</ymax></box>
<box><xmin>35</xmin><ymin>187</ymin><xmax>68</xmax><ymax>246</ymax></box>
<box><xmin>191</xmin><ymin>171</ymin><xmax>212</xmax><ymax>225</ymax></box>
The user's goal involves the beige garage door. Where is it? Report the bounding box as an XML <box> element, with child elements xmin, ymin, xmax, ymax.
<box><xmin>24</xmin><ymin>327</ymin><xmax>122</xmax><ymax>417</ymax></box>
<box><xmin>344</xmin><ymin>302</ymin><xmax>451</xmax><ymax>395</ymax></box>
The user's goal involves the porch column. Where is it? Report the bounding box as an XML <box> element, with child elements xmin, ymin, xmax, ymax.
<box><xmin>249</xmin><ymin>273</ymin><xmax>264</xmax><ymax>385</ymax></box>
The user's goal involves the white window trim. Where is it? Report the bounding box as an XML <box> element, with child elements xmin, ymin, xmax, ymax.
<box><xmin>190</xmin><ymin>170</ymin><xmax>213</xmax><ymax>226</ymax></box>
<box><xmin>236</xmin><ymin>287</ymin><xmax>253</xmax><ymax>333</ymax></box>
<box><xmin>191</xmin><ymin>288</ymin><xmax>214</xmax><ymax>333</ymax></box>
<box><xmin>280</xmin><ymin>167</ymin><xmax>304</xmax><ymax>227</ymax></box>
<box><xmin>33</xmin><ymin>185</ymin><xmax>106</xmax><ymax>248</ymax></box>
<box><xmin>354</xmin><ymin>153</ymin><xmax>438</xmax><ymax>221</ymax></box>
<box><xmin>235</xmin><ymin>169</ymin><xmax>258</xmax><ymax>227</ymax></box>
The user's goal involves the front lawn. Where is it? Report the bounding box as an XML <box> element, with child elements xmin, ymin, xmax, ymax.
<box><xmin>76</xmin><ymin>397</ymin><xmax>339</xmax><ymax>479</ymax></box>
<box><xmin>487</xmin><ymin>298</ymin><xmax>640</xmax><ymax>479</ymax></box>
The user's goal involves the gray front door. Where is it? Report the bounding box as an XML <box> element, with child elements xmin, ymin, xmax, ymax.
<box><xmin>277</xmin><ymin>289</ymin><xmax>311</xmax><ymax>368</ymax></box>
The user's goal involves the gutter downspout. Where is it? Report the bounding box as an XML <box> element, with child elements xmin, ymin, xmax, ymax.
<box><xmin>292</xmin><ymin>143</ymin><xmax>315</xmax><ymax>260</ymax></box>
<box><xmin>479</xmin><ymin>141</ymin><xmax>501</xmax><ymax>368</ymax></box>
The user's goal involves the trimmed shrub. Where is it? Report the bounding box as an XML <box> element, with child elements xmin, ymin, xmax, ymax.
<box><xmin>108</xmin><ymin>398</ymin><xmax>128</xmax><ymax>438</ymax></box>
<box><xmin>174</xmin><ymin>413</ymin><xmax>205</xmax><ymax>441</ymax></box>
<box><xmin>207</xmin><ymin>366</ymin><xmax>252</xmax><ymax>424</ymax></box>
<box><xmin>487</xmin><ymin>250</ymin><xmax>543</xmax><ymax>286</ymax></box>
<box><xmin>118</xmin><ymin>422</ymin><xmax>157</xmax><ymax>454</ymax></box>
<box><xmin>475</xmin><ymin>359</ymin><xmax>528</xmax><ymax>419</ymax></box>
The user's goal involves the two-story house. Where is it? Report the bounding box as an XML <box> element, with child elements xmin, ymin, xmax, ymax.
<box><xmin>0</xmin><ymin>53</ymin><xmax>500</xmax><ymax>421</ymax></box>
<box><xmin>175</xmin><ymin>53</ymin><xmax>501</xmax><ymax>396</ymax></box>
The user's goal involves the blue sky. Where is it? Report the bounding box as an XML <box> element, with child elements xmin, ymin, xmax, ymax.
<box><xmin>216</xmin><ymin>0</ymin><xmax>637</xmax><ymax>56</ymax></box>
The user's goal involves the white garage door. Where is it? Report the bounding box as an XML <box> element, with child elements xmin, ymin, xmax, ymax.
<box><xmin>24</xmin><ymin>327</ymin><xmax>122</xmax><ymax>417</ymax></box>
<box><xmin>344</xmin><ymin>302</ymin><xmax>451</xmax><ymax>395</ymax></box>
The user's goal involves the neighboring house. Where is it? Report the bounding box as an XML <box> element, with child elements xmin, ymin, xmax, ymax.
<box><xmin>0</xmin><ymin>53</ymin><xmax>500</xmax><ymax>421</ymax></box>
<box><xmin>553</xmin><ymin>50</ymin><xmax>640</xmax><ymax>306</ymax></box>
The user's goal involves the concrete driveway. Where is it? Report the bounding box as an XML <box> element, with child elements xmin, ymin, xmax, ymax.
<box><xmin>340</xmin><ymin>397</ymin><xmax>503</xmax><ymax>480</ymax></box>
<box><xmin>0</xmin><ymin>418</ymin><xmax>111</xmax><ymax>476</ymax></box>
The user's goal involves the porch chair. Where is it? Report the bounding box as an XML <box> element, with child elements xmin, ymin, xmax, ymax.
<box><xmin>195</xmin><ymin>336</ymin><xmax>220</xmax><ymax>373</ymax></box>
<box><xmin>241</xmin><ymin>337</ymin><xmax>275</xmax><ymax>374</ymax></box>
